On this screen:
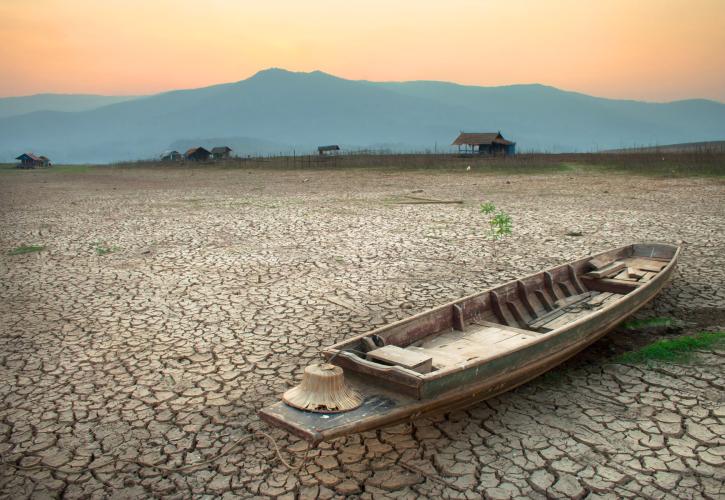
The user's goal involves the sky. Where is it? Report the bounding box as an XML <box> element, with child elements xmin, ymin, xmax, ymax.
<box><xmin>1</xmin><ymin>0</ymin><xmax>724</xmax><ymax>102</ymax></box>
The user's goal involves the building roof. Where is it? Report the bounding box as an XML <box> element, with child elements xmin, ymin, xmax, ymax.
<box><xmin>211</xmin><ymin>146</ymin><xmax>232</xmax><ymax>154</ymax></box>
<box><xmin>451</xmin><ymin>132</ymin><xmax>514</xmax><ymax>146</ymax></box>
<box><xmin>185</xmin><ymin>147</ymin><xmax>210</xmax><ymax>156</ymax></box>
<box><xmin>318</xmin><ymin>145</ymin><xmax>340</xmax><ymax>151</ymax></box>
<box><xmin>16</xmin><ymin>152</ymin><xmax>43</xmax><ymax>161</ymax></box>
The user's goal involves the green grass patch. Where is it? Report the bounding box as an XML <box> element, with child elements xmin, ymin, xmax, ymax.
<box><xmin>622</xmin><ymin>316</ymin><xmax>676</xmax><ymax>330</ymax></box>
<box><xmin>0</xmin><ymin>164</ymin><xmax>91</xmax><ymax>174</ymax></box>
<box><xmin>616</xmin><ymin>331</ymin><xmax>725</xmax><ymax>364</ymax></box>
<box><xmin>8</xmin><ymin>244</ymin><xmax>45</xmax><ymax>255</ymax></box>
<box><xmin>92</xmin><ymin>242</ymin><xmax>119</xmax><ymax>256</ymax></box>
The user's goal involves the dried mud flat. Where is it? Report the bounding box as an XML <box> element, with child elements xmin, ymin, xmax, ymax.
<box><xmin>0</xmin><ymin>165</ymin><xmax>723</xmax><ymax>499</ymax></box>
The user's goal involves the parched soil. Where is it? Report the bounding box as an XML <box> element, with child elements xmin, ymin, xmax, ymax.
<box><xmin>0</xmin><ymin>165</ymin><xmax>723</xmax><ymax>499</ymax></box>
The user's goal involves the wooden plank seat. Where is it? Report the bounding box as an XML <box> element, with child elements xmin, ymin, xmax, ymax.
<box><xmin>582</xmin><ymin>276</ymin><xmax>640</xmax><ymax>294</ymax></box>
<box><xmin>367</xmin><ymin>345</ymin><xmax>433</xmax><ymax>373</ymax></box>
<box><xmin>624</xmin><ymin>257</ymin><xmax>668</xmax><ymax>273</ymax></box>
<box><xmin>582</xmin><ymin>255</ymin><xmax>666</xmax><ymax>294</ymax></box>
<box><xmin>586</xmin><ymin>261</ymin><xmax>626</xmax><ymax>279</ymax></box>
<box><xmin>532</xmin><ymin>292</ymin><xmax>622</xmax><ymax>332</ymax></box>
<box><xmin>406</xmin><ymin>322</ymin><xmax>538</xmax><ymax>370</ymax></box>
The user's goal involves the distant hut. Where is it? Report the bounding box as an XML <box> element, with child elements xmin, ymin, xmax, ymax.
<box><xmin>161</xmin><ymin>150</ymin><xmax>182</xmax><ymax>161</ymax></box>
<box><xmin>211</xmin><ymin>146</ymin><xmax>232</xmax><ymax>160</ymax></box>
<box><xmin>318</xmin><ymin>145</ymin><xmax>340</xmax><ymax>156</ymax></box>
<box><xmin>451</xmin><ymin>132</ymin><xmax>516</xmax><ymax>155</ymax></box>
<box><xmin>184</xmin><ymin>147</ymin><xmax>211</xmax><ymax>162</ymax></box>
<box><xmin>15</xmin><ymin>152</ymin><xmax>50</xmax><ymax>168</ymax></box>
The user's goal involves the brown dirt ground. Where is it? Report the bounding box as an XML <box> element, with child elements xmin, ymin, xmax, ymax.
<box><xmin>0</xmin><ymin>165</ymin><xmax>723</xmax><ymax>499</ymax></box>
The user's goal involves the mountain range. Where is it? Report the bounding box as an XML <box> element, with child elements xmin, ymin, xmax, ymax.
<box><xmin>1</xmin><ymin>68</ymin><xmax>724</xmax><ymax>163</ymax></box>
<box><xmin>0</xmin><ymin>94</ymin><xmax>139</xmax><ymax>120</ymax></box>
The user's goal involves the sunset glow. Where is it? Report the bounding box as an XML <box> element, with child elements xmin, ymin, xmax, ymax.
<box><xmin>1</xmin><ymin>0</ymin><xmax>724</xmax><ymax>101</ymax></box>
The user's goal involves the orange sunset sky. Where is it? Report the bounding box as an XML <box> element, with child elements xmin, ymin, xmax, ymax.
<box><xmin>1</xmin><ymin>0</ymin><xmax>724</xmax><ymax>102</ymax></box>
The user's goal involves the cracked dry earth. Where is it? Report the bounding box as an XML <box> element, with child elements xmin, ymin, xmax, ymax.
<box><xmin>0</xmin><ymin>165</ymin><xmax>723</xmax><ymax>499</ymax></box>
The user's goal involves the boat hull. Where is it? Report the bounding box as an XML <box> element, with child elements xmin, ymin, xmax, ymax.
<box><xmin>259</xmin><ymin>244</ymin><xmax>678</xmax><ymax>444</ymax></box>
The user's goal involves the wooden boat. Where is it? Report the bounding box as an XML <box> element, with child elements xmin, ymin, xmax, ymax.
<box><xmin>260</xmin><ymin>243</ymin><xmax>679</xmax><ymax>445</ymax></box>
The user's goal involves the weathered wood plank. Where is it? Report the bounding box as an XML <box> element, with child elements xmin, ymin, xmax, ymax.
<box><xmin>627</xmin><ymin>268</ymin><xmax>646</xmax><ymax>279</ymax></box>
<box><xmin>587</xmin><ymin>292</ymin><xmax>615</xmax><ymax>305</ymax></box>
<box><xmin>452</xmin><ymin>304</ymin><xmax>465</xmax><ymax>332</ymax></box>
<box><xmin>517</xmin><ymin>280</ymin><xmax>537</xmax><ymax>318</ymax></box>
<box><xmin>581</xmin><ymin>276</ymin><xmax>640</xmax><ymax>294</ymax></box>
<box><xmin>472</xmin><ymin>319</ymin><xmax>542</xmax><ymax>337</ymax></box>
<box><xmin>614</xmin><ymin>270</ymin><xmax>638</xmax><ymax>282</ymax></box>
<box><xmin>558</xmin><ymin>281</ymin><xmax>575</xmax><ymax>297</ymax></box>
<box><xmin>586</xmin><ymin>261</ymin><xmax>626</xmax><ymax>279</ymax></box>
<box><xmin>413</xmin><ymin>325</ymin><xmax>533</xmax><ymax>369</ymax></box>
<box><xmin>368</xmin><ymin>345</ymin><xmax>433</xmax><ymax>373</ymax></box>
<box><xmin>528</xmin><ymin>308</ymin><xmax>567</xmax><ymax>330</ymax></box>
<box><xmin>507</xmin><ymin>301</ymin><xmax>526</xmax><ymax>326</ymax></box>
<box><xmin>528</xmin><ymin>292</ymin><xmax>596</xmax><ymax>330</ymax></box>
<box><xmin>554</xmin><ymin>291</ymin><xmax>598</xmax><ymax>308</ymax></box>
<box><xmin>490</xmin><ymin>291</ymin><xmax>509</xmax><ymax>326</ymax></box>
<box><xmin>544</xmin><ymin>271</ymin><xmax>564</xmax><ymax>301</ymax></box>
<box><xmin>540</xmin><ymin>308</ymin><xmax>590</xmax><ymax>331</ymax></box>
<box><xmin>568</xmin><ymin>264</ymin><xmax>586</xmax><ymax>294</ymax></box>
<box><xmin>626</xmin><ymin>257</ymin><xmax>668</xmax><ymax>272</ymax></box>
<box><xmin>639</xmin><ymin>271</ymin><xmax>657</xmax><ymax>282</ymax></box>
<box><xmin>534</xmin><ymin>289</ymin><xmax>554</xmax><ymax>312</ymax></box>
<box><xmin>588</xmin><ymin>255</ymin><xmax>613</xmax><ymax>270</ymax></box>
<box><xmin>538</xmin><ymin>292</ymin><xmax>620</xmax><ymax>331</ymax></box>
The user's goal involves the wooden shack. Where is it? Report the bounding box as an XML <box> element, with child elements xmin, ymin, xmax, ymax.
<box><xmin>16</xmin><ymin>153</ymin><xmax>50</xmax><ymax>168</ymax></box>
<box><xmin>161</xmin><ymin>150</ymin><xmax>182</xmax><ymax>161</ymax></box>
<box><xmin>318</xmin><ymin>145</ymin><xmax>340</xmax><ymax>156</ymax></box>
<box><xmin>211</xmin><ymin>146</ymin><xmax>232</xmax><ymax>160</ymax></box>
<box><xmin>184</xmin><ymin>147</ymin><xmax>211</xmax><ymax>162</ymax></box>
<box><xmin>451</xmin><ymin>132</ymin><xmax>516</xmax><ymax>155</ymax></box>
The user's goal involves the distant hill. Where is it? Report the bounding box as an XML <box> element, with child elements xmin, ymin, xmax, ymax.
<box><xmin>0</xmin><ymin>93</ymin><xmax>140</xmax><ymax>119</ymax></box>
<box><xmin>1</xmin><ymin>68</ymin><xmax>724</xmax><ymax>163</ymax></box>
<box><xmin>602</xmin><ymin>140</ymin><xmax>725</xmax><ymax>154</ymax></box>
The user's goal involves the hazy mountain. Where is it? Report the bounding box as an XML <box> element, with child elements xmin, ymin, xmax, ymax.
<box><xmin>370</xmin><ymin>81</ymin><xmax>725</xmax><ymax>152</ymax></box>
<box><xmin>1</xmin><ymin>68</ymin><xmax>723</xmax><ymax>163</ymax></box>
<box><xmin>0</xmin><ymin>93</ymin><xmax>140</xmax><ymax>119</ymax></box>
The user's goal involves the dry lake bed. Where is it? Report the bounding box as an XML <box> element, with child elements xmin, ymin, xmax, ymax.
<box><xmin>0</xmin><ymin>164</ymin><xmax>723</xmax><ymax>499</ymax></box>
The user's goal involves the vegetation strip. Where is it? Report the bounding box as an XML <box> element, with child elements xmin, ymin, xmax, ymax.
<box><xmin>8</xmin><ymin>245</ymin><xmax>45</xmax><ymax>255</ymax></box>
<box><xmin>617</xmin><ymin>331</ymin><xmax>724</xmax><ymax>364</ymax></box>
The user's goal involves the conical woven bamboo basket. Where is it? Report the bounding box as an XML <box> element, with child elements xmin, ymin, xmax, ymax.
<box><xmin>283</xmin><ymin>363</ymin><xmax>362</xmax><ymax>413</ymax></box>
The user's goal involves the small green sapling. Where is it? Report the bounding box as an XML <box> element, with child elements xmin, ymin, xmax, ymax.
<box><xmin>480</xmin><ymin>201</ymin><xmax>512</xmax><ymax>258</ymax></box>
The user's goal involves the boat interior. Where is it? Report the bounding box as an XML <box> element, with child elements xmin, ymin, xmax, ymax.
<box><xmin>325</xmin><ymin>244</ymin><xmax>677</xmax><ymax>379</ymax></box>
